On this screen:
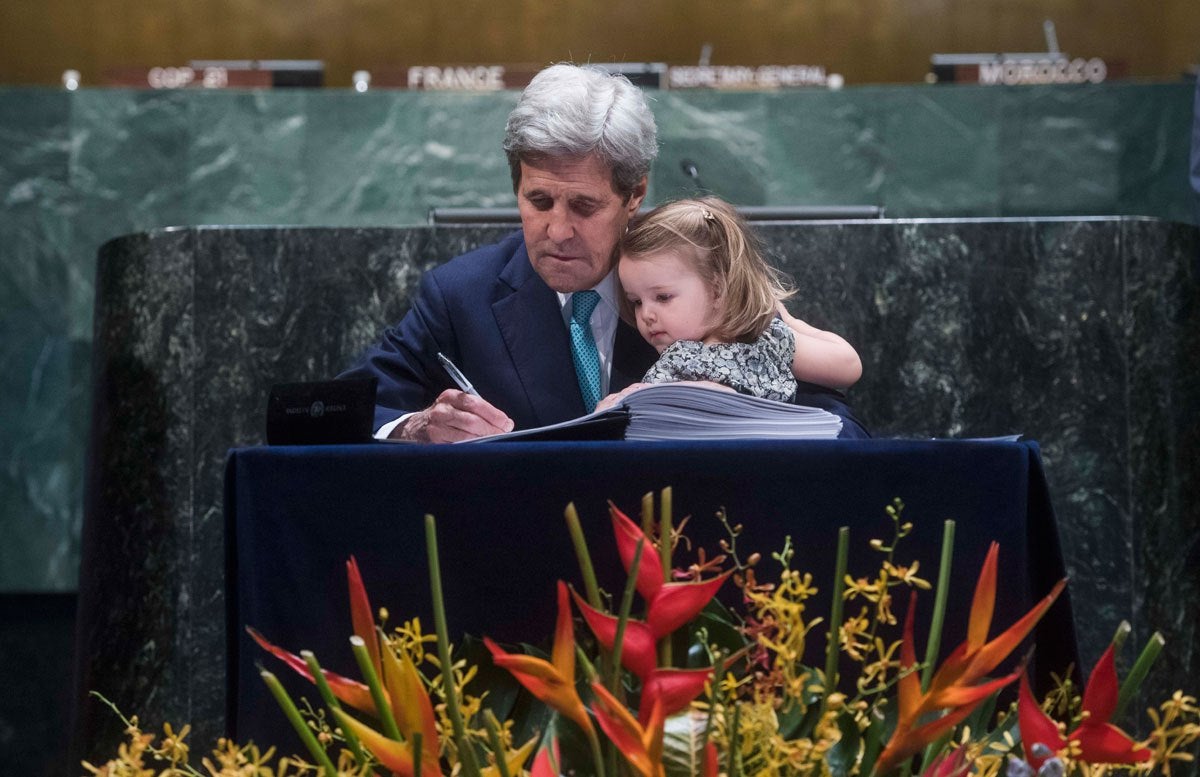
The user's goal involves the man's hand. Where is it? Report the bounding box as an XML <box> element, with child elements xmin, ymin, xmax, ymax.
<box><xmin>391</xmin><ymin>390</ymin><xmax>515</xmax><ymax>443</ymax></box>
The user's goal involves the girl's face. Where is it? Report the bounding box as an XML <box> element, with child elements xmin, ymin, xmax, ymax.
<box><xmin>619</xmin><ymin>248</ymin><xmax>721</xmax><ymax>353</ymax></box>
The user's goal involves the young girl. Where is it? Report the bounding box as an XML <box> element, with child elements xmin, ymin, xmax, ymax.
<box><xmin>608</xmin><ymin>196</ymin><xmax>861</xmax><ymax>404</ymax></box>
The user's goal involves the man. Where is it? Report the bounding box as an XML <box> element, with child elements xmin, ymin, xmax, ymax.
<box><xmin>342</xmin><ymin>63</ymin><xmax>868</xmax><ymax>441</ymax></box>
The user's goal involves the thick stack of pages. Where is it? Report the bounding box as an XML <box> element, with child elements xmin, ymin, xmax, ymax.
<box><xmin>472</xmin><ymin>383</ymin><xmax>842</xmax><ymax>442</ymax></box>
<box><xmin>621</xmin><ymin>383</ymin><xmax>842</xmax><ymax>440</ymax></box>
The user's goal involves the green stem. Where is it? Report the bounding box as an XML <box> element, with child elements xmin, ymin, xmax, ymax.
<box><xmin>426</xmin><ymin>514</ymin><xmax>483</xmax><ymax>777</ymax></box>
<box><xmin>565</xmin><ymin>503</ymin><xmax>602</xmax><ymax>609</ymax></box>
<box><xmin>88</xmin><ymin>690</ymin><xmax>136</xmax><ymax>730</ymax></box>
<box><xmin>659</xmin><ymin>487</ymin><xmax>673</xmax><ymax>582</ymax></box>
<box><xmin>1110</xmin><ymin>620</ymin><xmax>1132</xmax><ymax>655</ymax></box>
<box><xmin>824</xmin><ymin>526</ymin><xmax>850</xmax><ymax>696</ymax></box>
<box><xmin>483</xmin><ymin>710</ymin><xmax>512</xmax><ymax>777</ymax></box>
<box><xmin>412</xmin><ymin>732</ymin><xmax>423</xmax><ymax>777</ymax></box>
<box><xmin>610</xmin><ymin>539</ymin><xmax>645</xmax><ymax>692</ymax></box>
<box><xmin>260</xmin><ymin>670</ymin><xmax>338</xmax><ymax>777</ymax></box>
<box><xmin>640</xmin><ymin>491</ymin><xmax>654</xmax><ymax>536</ymax></box>
<box><xmin>89</xmin><ymin>691</ymin><xmax>206</xmax><ymax>777</ymax></box>
<box><xmin>576</xmin><ymin>645</ymin><xmax>598</xmax><ymax>681</ymax></box>
<box><xmin>302</xmin><ymin>650</ymin><xmax>367</xmax><ymax>764</ymax></box>
<box><xmin>702</xmin><ymin>653</ymin><xmax>725</xmax><ymax>769</ymax></box>
<box><xmin>726</xmin><ymin>700</ymin><xmax>742</xmax><ymax>777</ymax></box>
<box><xmin>576</xmin><ymin>645</ymin><xmax>610</xmax><ymax>777</ymax></box>
<box><xmin>586</xmin><ymin>725</ymin><xmax>608</xmax><ymax>777</ymax></box>
<box><xmin>658</xmin><ymin>488</ymin><xmax>674</xmax><ymax>667</ymax></box>
<box><xmin>351</xmin><ymin>635</ymin><xmax>402</xmax><ymax>741</ymax></box>
<box><xmin>921</xmin><ymin>520</ymin><xmax>956</xmax><ymax>691</ymax></box>
<box><xmin>1114</xmin><ymin>631</ymin><xmax>1165</xmax><ymax>720</ymax></box>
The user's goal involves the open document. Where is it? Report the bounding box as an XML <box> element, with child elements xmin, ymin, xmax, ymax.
<box><xmin>468</xmin><ymin>383</ymin><xmax>843</xmax><ymax>442</ymax></box>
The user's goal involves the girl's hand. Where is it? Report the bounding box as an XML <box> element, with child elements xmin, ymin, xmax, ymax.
<box><xmin>777</xmin><ymin>302</ymin><xmax>863</xmax><ymax>389</ymax></box>
<box><xmin>595</xmin><ymin>382</ymin><xmax>651</xmax><ymax>411</ymax></box>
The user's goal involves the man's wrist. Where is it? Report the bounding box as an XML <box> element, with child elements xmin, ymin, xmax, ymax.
<box><xmin>376</xmin><ymin>412</ymin><xmax>425</xmax><ymax>441</ymax></box>
<box><xmin>392</xmin><ymin>411</ymin><xmax>432</xmax><ymax>442</ymax></box>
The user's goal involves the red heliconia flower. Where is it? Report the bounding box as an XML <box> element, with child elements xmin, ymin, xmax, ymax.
<box><xmin>572</xmin><ymin>589</ymin><xmax>660</xmax><ymax>681</ymax></box>
<box><xmin>646</xmin><ymin>573</ymin><xmax>734</xmax><ymax>638</ymax></box>
<box><xmin>611</xmin><ymin>505</ymin><xmax>667</xmax><ymax>602</ymax></box>
<box><xmin>875</xmin><ymin>543</ymin><xmax>1066</xmax><ymax>774</ymax></box>
<box><xmin>638</xmin><ymin>667</ymin><xmax>712</xmax><ymax>725</ymax></box>
<box><xmin>605</xmin><ymin>504</ymin><xmax>733</xmax><ymax>639</ymax></box>
<box><xmin>1018</xmin><ymin>643</ymin><xmax>1152</xmax><ymax>767</ymax></box>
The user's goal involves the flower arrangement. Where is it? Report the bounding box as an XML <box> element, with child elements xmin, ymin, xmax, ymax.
<box><xmin>85</xmin><ymin>490</ymin><xmax>1200</xmax><ymax>777</ymax></box>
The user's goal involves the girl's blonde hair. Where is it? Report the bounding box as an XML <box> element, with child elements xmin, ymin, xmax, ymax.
<box><xmin>618</xmin><ymin>196</ymin><xmax>794</xmax><ymax>343</ymax></box>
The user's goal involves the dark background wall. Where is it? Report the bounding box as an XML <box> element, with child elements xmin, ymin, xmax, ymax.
<box><xmin>0</xmin><ymin>1</ymin><xmax>1198</xmax><ymax>773</ymax></box>
<box><xmin>1</xmin><ymin>0</ymin><xmax>1198</xmax><ymax>86</ymax></box>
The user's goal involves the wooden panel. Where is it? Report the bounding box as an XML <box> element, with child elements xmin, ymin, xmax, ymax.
<box><xmin>0</xmin><ymin>0</ymin><xmax>1196</xmax><ymax>87</ymax></box>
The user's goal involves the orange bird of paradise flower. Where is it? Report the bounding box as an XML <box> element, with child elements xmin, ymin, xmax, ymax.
<box><xmin>588</xmin><ymin>679</ymin><xmax>721</xmax><ymax>777</ymax></box>
<box><xmin>251</xmin><ymin>557</ymin><xmax>440</xmax><ymax>769</ymax></box>
<box><xmin>874</xmin><ymin>542</ymin><xmax>1066</xmax><ymax>775</ymax></box>
<box><xmin>591</xmin><ymin>681</ymin><xmax>668</xmax><ymax>777</ymax></box>
<box><xmin>336</xmin><ymin>707</ymin><xmax>536</xmax><ymax>777</ymax></box>
<box><xmin>485</xmin><ymin>580</ymin><xmax>595</xmax><ymax>736</ymax></box>
<box><xmin>1017</xmin><ymin>642</ymin><xmax>1151</xmax><ymax>767</ymax></box>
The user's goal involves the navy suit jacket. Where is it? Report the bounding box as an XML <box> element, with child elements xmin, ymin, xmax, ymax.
<box><xmin>342</xmin><ymin>231</ymin><xmax>869</xmax><ymax>438</ymax></box>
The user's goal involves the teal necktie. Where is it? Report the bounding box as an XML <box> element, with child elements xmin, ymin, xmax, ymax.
<box><xmin>569</xmin><ymin>290</ymin><xmax>603</xmax><ymax>412</ymax></box>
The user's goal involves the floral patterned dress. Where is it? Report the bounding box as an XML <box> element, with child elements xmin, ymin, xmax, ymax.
<box><xmin>641</xmin><ymin>318</ymin><xmax>797</xmax><ymax>401</ymax></box>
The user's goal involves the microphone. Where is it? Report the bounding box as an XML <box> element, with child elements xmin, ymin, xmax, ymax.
<box><xmin>680</xmin><ymin>158</ymin><xmax>706</xmax><ymax>191</ymax></box>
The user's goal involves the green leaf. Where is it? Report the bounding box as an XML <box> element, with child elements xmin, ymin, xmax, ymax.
<box><xmin>467</xmin><ymin>634</ymin><xmax>556</xmax><ymax>756</ymax></box>
<box><xmin>777</xmin><ymin>669</ymin><xmax>825</xmax><ymax>740</ymax></box>
<box><xmin>777</xmin><ymin>697</ymin><xmax>815</xmax><ymax>741</ymax></box>
<box><xmin>691</xmin><ymin>600</ymin><xmax>748</xmax><ymax>660</ymax></box>
<box><xmin>861</xmin><ymin>696</ymin><xmax>897</xmax><ymax>776</ymax></box>
<box><xmin>961</xmin><ymin>690</ymin><xmax>999</xmax><ymax>742</ymax></box>
<box><xmin>550</xmin><ymin>713</ymin><xmax>595</xmax><ymax>774</ymax></box>
<box><xmin>827</xmin><ymin>710</ymin><xmax>863</xmax><ymax>777</ymax></box>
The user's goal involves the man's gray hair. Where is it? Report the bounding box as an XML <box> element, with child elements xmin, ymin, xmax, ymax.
<box><xmin>503</xmin><ymin>63</ymin><xmax>658</xmax><ymax>200</ymax></box>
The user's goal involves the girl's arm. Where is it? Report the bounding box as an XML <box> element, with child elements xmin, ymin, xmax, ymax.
<box><xmin>777</xmin><ymin>303</ymin><xmax>863</xmax><ymax>390</ymax></box>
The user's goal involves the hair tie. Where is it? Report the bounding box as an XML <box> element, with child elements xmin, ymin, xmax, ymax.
<box><xmin>699</xmin><ymin>207</ymin><xmax>715</xmax><ymax>222</ymax></box>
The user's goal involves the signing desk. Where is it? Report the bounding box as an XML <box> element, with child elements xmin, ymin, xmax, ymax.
<box><xmin>226</xmin><ymin>438</ymin><xmax>1075</xmax><ymax>749</ymax></box>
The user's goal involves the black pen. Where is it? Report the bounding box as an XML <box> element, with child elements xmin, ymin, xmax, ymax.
<box><xmin>436</xmin><ymin>352</ymin><xmax>480</xmax><ymax>397</ymax></box>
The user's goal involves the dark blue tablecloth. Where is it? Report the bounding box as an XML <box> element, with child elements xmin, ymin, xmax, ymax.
<box><xmin>225</xmin><ymin>438</ymin><xmax>1076</xmax><ymax>749</ymax></box>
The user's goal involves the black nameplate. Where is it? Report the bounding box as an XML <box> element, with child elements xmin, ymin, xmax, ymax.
<box><xmin>266</xmin><ymin>377</ymin><xmax>377</xmax><ymax>445</ymax></box>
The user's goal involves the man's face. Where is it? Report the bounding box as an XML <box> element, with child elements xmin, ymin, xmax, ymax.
<box><xmin>518</xmin><ymin>154</ymin><xmax>646</xmax><ymax>293</ymax></box>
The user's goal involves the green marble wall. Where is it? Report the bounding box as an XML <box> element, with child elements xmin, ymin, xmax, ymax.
<box><xmin>0</xmin><ymin>81</ymin><xmax>1195</xmax><ymax>590</ymax></box>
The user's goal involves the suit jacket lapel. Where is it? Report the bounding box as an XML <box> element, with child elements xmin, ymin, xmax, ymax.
<box><xmin>494</xmin><ymin>244</ymin><xmax>587</xmax><ymax>425</ymax></box>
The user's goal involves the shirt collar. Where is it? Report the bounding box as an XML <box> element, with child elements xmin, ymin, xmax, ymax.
<box><xmin>556</xmin><ymin>271</ymin><xmax>619</xmax><ymax>317</ymax></box>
